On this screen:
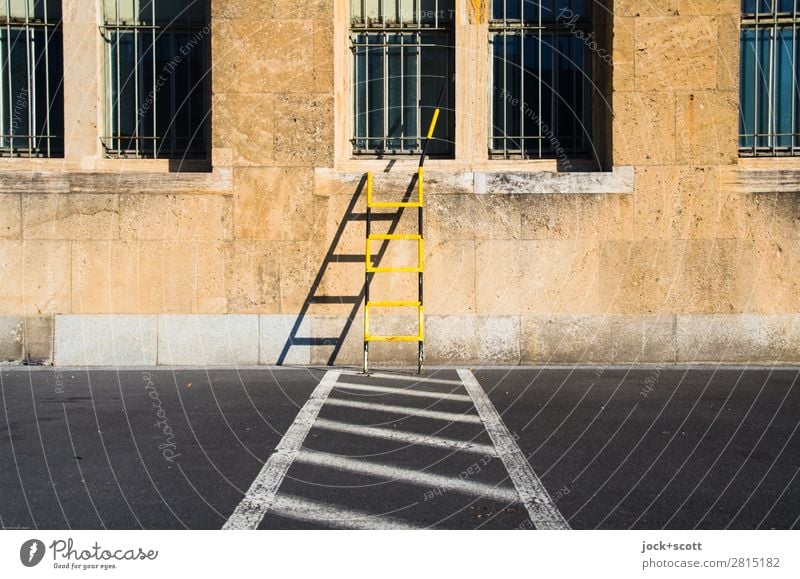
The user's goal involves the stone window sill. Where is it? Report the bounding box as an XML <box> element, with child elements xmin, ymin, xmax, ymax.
<box><xmin>0</xmin><ymin>167</ymin><xmax>233</xmax><ymax>195</ymax></box>
<box><xmin>317</xmin><ymin>166</ymin><xmax>633</xmax><ymax>195</ymax></box>
<box><xmin>0</xmin><ymin>157</ymin><xmax>211</xmax><ymax>173</ymax></box>
<box><xmin>476</xmin><ymin>166</ymin><xmax>633</xmax><ymax>195</ymax></box>
<box><xmin>335</xmin><ymin>158</ymin><xmax>559</xmax><ymax>173</ymax></box>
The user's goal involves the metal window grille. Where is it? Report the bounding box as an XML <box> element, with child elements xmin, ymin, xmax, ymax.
<box><xmin>740</xmin><ymin>1</ymin><xmax>800</xmax><ymax>156</ymax></box>
<box><xmin>350</xmin><ymin>0</ymin><xmax>454</xmax><ymax>156</ymax></box>
<box><xmin>0</xmin><ymin>0</ymin><xmax>63</xmax><ymax>157</ymax></box>
<box><xmin>489</xmin><ymin>0</ymin><xmax>591</xmax><ymax>159</ymax></box>
<box><xmin>101</xmin><ymin>0</ymin><xmax>208</xmax><ymax>159</ymax></box>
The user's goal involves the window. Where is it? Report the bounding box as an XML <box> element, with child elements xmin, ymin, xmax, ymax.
<box><xmin>350</xmin><ymin>0</ymin><xmax>454</xmax><ymax>156</ymax></box>
<box><xmin>489</xmin><ymin>0</ymin><xmax>592</xmax><ymax>159</ymax></box>
<box><xmin>101</xmin><ymin>0</ymin><xmax>209</xmax><ymax>159</ymax></box>
<box><xmin>0</xmin><ymin>0</ymin><xmax>63</xmax><ymax>157</ymax></box>
<box><xmin>740</xmin><ymin>1</ymin><xmax>800</xmax><ymax>156</ymax></box>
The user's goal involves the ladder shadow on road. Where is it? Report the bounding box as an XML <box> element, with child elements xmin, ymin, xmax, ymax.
<box><xmin>276</xmin><ymin>172</ymin><xmax>418</xmax><ymax>367</ymax></box>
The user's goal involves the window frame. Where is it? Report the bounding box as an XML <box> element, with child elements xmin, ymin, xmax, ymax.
<box><xmin>487</xmin><ymin>1</ymin><xmax>594</xmax><ymax>161</ymax></box>
<box><xmin>0</xmin><ymin>0</ymin><xmax>63</xmax><ymax>158</ymax></box>
<box><xmin>739</xmin><ymin>1</ymin><xmax>800</xmax><ymax>157</ymax></box>
<box><xmin>348</xmin><ymin>0</ymin><xmax>456</xmax><ymax>158</ymax></box>
<box><xmin>100</xmin><ymin>0</ymin><xmax>210</xmax><ymax>160</ymax></box>
<box><xmin>334</xmin><ymin>0</ymin><xmax>613</xmax><ymax>173</ymax></box>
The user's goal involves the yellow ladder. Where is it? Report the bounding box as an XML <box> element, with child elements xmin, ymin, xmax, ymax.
<box><xmin>363</xmin><ymin>105</ymin><xmax>441</xmax><ymax>374</ymax></box>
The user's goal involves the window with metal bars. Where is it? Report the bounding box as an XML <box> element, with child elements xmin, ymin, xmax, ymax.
<box><xmin>0</xmin><ymin>0</ymin><xmax>63</xmax><ymax>157</ymax></box>
<box><xmin>740</xmin><ymin>1</ymin><xmax>800</xmax><ymax>156</ymax></box>
<box><xmin>350</xmin><ymin>0</ymin><xmax>454</xmax><ymax>156</ymax></box>
<box><xmin>101</xmin><ymin>0</ymin><xmax>209</xmax><ymax>159</ymax></box>
<box><xmin>489</xmin><ymin>0</ymin><xmax>592</xmax><ymax>159</ymax></box>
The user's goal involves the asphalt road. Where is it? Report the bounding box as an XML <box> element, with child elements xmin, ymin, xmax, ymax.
<box><xmin>0</xmin><ymin>366</ymin><xmax>797</xmax><ymax>530</ymax></box>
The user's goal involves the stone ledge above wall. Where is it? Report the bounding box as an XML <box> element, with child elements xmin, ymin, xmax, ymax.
<box><xmin>6</xmin><ymin>313</ymin><xmax>793</xmax><ymax>368</ymax></box>
<box><xmin>0</xmin><ymin>169</ymin><xmax>233</xmax><ymax>196</ymax></box>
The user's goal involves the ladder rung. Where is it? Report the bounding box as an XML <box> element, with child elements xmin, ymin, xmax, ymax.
<box><xmin>366</xmin><ymin>234</ymin><xmax>424</xmax><ymax>273</ymax></box>
<box><xmin>365</xmin><ymin>335</ymin><xmax>423</xmax><ymax>342</ymax></box>
<box><xmin>366</xmin><ymin>169</ymin><xmax>423</xmax><ymax>210</ymax></box>
<box><xmin>368</xmin><ymin>234</ymin><xmax>422</xmax><ymax>241</ymax></box>
<box><xmin>368</xmin><ymin>200</ymin><xmax>422</xmax><ymax>208</ymax></box>
<box><xmin>364</xmin><ymin>303</ymin><xmax>424</xmax><ymax>343</ymax></box>
<box><xmin>367</xmin><ymin>266</ymin><xmax>423</xmax><ymax>273</ymax></box>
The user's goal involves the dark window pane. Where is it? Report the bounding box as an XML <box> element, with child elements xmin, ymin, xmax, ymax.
<box><xmin>354</xmin><ymin>36</ymin><xmax>367</xmax><ymax>149</ymax></box>
<box><xmin>775</xmin><ymin>27</ymin><xmax>794</xmax><ymax>149</ymax></box>
<box><xmin>740</xmin><ymin>3</ymin><xmax>800</xmax><ymax>155</ymax></box>
<box><xmin>489</xmin><ymin>1</ymin><xmax>592</xmax><ymax>159</ymax></box>
<box><xmin>743</xmin><ymin>0</ymin><xmax>800</xmax><ymax>14</ymax></box>
<box><xmin>0</xmin><ymin>4</ymin><xmax>63</xmax><ymax>157</ymax></box>
<box><xmin>103</xmin><ymin>1</ymin><xmax>209</xmax><ymax>159</ymax></box>
<box><xmin>740</xmin><ymin>29</ymin><xmax>756</xmax><ymax>149</ymax></box>
<box><xmin>366</xmin><ymin>36</ymin><xmax>384</xmax><ymax>151</ymax></box>
<box><xmin>756</xmin><ymin>28</ymin><xmax>771</xmax><ymax>148</ymax></box>
<box><xmin>387</xmin><ymin>34</ymin><xmax>403</xmax><ymax>150</ymax></box>
<box><xmin>419</xmin><ymin>32</ymin><xmax>452</xmax><ymax>155</ymax></box>
<box><xmin>504</xmin><ymin>34</ymin><xmax>521</xmax><ymax>151</ymax></box>
<box><xmin>492</xmin><ymin>0</ymin><xmax>504</xmax><ymax>21</ymax></box>
<box><xmin>0</xmin><ymin>0</ymin><xmax>60</xmax><ymax>21</ymax></box>
<box><xmin>522</xmin><ymin>33</ymin><xmax>540</xmax><ymax>151</ymax></box>
<box><xmin>104</xmin><ymin>0</ymin><xmax>205</xmax><ymax>26</ymax></box>
<box><xmin>491</xmin><ymin>35</ymin><xmax>504</xmax><ymax>149</ymax></box>
<box><xmin>402</xmin><ymin>35</ymin><xmax>418</xmax><ymax>151</ymax></box>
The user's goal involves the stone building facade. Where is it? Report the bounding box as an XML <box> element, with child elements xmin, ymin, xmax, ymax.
<box><xmin>0</xmin><ymin>0</ymin><xmax>798</xmax><ymax>367</ymax></box>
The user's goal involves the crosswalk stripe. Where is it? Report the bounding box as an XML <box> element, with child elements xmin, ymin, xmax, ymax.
<box><xmin>313</xmin><ymin>418</ymin><xmax>497</xmax><ymax>455</ymax></box>
<box><xmin>323</xmin><ymin>397</ymin><xmax>483</xmax><ymax>424</ymax></box>
<box><xmin>340</xmin><ymin>370</ymin><xmax>464</xmax><ymax>386</ymax></box>
<box><xmin>458</xmin><ymin>369</ymin><xmax>571</xmax><ymax>530</ymax></box>
<box><xmin>222</xmin><ymin>371</ymin><xmax>342</xmax><ymax>530</ymax></box>
<box><xmin>334</xmin><ymin>381</ymin><xmax>472</xmax><ymax>402</ymax></box>
<box><xmin>269</xmin><ymin>494</ymin><xmax>420</xmax><ymax>530</ymax></box>
<box><xmin>295</xmin><ymin>449</ymin><xmax>519</xmax><ymax>503</ymax></box>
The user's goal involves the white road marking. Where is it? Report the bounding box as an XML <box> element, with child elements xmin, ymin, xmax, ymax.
<box><xmin>324</xmin><ymin>397</ymin><xmax>482</xmax><ymax>424</ymax></box>
<box><xmin>313</xmin><ymin>418</ymin><xmax>497</xmax><ymax>455</ymax></box>
<box><xmin>269</xmin><ymin>494</ymin><xmax>420</xmax><ymax>530</ymax></box>
<box><xmin>227</xmin><ymin>369</ymin><xmax>566</xmax><ymax>530</ymax></box>
<box><xmin>340</xmin><ymin>370</ymin><xmax>464</xmax><ymax>386</ymax></box>
<box><xmin>458</xmin><ymin>369</ymin><xmax>571</xmax><ymax>530</ymax></box>
<box><xmin>335</xmin><ymin>381</ymin><xmax>472</xmax><ymax>402</ymax></box>
<box><xmin>222</xmin><ymin>370</ymin><xmax>342</xmax><ymax>530</ymax></box>
<box><xmin>295</xmin><ymin>449</ymin><xmax>519</xmax><ymax>503</ymax></box>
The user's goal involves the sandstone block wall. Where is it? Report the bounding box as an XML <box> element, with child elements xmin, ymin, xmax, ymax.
<box><xmin>0</xmin><ymin>0</ymin><xmax>798</xmax><ymax>367</ymax></box>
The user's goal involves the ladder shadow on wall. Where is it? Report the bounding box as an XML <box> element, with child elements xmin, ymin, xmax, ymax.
<box><xmin>276</xmin><ymin>172</ymin><xmax>418</xmax><ymax>367</ymax></box>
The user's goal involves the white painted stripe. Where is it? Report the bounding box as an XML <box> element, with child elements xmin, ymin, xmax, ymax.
<box><xmin>324</xmin><ymin>397</ymin><xmax>482</xmax><ymax>424</ymax></box>
<box><xmin>270</xmin><ymin>494</ymin><xmax>420</xmax><ymax>530</ymax></box>
<box><xmin>222</xmin><ymin>370</ymin><xmax>342</xmax><ymax>530</ymax></box>
<box><xmin>458</xmin><ymin>369</ymin><xmax>570</xmax><ymax>530</ymax></box>
<box><xmin>295</xmin><ymin>449</ymin><xmax>519</xmax><ymax>503</ymax></box>
<box><xmin>340</xmin><ymin>370</ymin><xmax>464</xmax><ymax>386</ymax></box>
<box><xmin>335</xmin><ymin>381</ymin><xmax>471</xmax><ymax>402</ymax></box>
<box><xmin>313</xmin><ymin>418</ymin><xmax>497</xmax><ymax>455</ymax></box>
